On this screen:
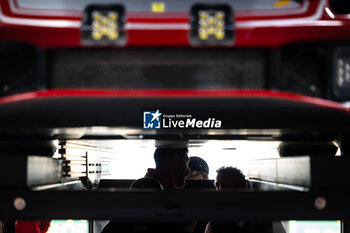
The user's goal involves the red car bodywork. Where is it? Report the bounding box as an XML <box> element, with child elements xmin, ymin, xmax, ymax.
<box><xmin>0</xmin><ymin>0</ymin><xmax>349</xmax><ymax>48</ymax></box>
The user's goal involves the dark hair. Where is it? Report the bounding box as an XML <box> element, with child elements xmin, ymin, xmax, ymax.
<box><xmin>154</xmin><ymin>148</ymin><xmax>188</xmax><ymax>168</ymax></box>
<box><xmin>130</xmin><ymin>178</ymin><xmax>163</xmax><ymax>191</ymax></box>
<box><xmin>188</xmin><ymin>156</ymin><xmax>209</xmax><ymax>175</ymax></box>
<box><xmin>216</xmin><ymin>166</ymin><xmax>247</xmax><ymax>189</ymax></box>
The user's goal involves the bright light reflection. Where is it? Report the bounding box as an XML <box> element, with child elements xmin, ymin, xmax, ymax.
<box><xmin>190</xmin><ymin>140</ymin><xmax>280</xmax><ymax>179</ymax></box>
<box><xmin>325</xmin><ymin>7</ymin><xmax>335</xmax><ymax>19</ymax></box>
<box><xmin>105</xmin><ymin>140</ymin><xmax>280</xmax><ymax>180</ymax></box>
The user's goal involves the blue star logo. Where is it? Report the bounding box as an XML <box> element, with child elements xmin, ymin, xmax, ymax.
<box><xmin>143</xmin><ymin>109</ymin><xmax>162</xmax><ymax>129</ymax></box>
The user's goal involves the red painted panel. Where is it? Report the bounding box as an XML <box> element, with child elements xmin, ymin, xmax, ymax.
<box><xmin>127</xmin><ymin>30</ymin><xmax>189</xmax><ymax>46</ymax></box>
<box><xmin>235</xmin><ymin>22</ymin><xmax>350</xmax><ymax>48</ymax></box>
<box><xmin>1</xmin><ymin>0</ymin><xmax>350</xmax><ymax>48</ymax></box>
<box><xmin>0</xmin><ymin>25</ymin><xmax>81</xmax><ymax>47</ymax></box>
<box><xmin>0</xmin><ymin>89</ymin><xmax>348</xmax><ymax>113</ymax></box>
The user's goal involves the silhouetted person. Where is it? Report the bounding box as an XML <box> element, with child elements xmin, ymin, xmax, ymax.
<box><xmin>101</xmin><ymin>147</ymin><xmax>193</xmax><ymax>233</ymax></box>
<box><xmin>130</xmin><ymin>177</ymin><xmax>164</xmax><ymax>191</ymax></box>
<box><xmin>144</xmin><ymin>147</ymin><xmax>190</xmax><ymax>190</ymax></box>
<box><xmin>214</xmin><ymin>166</ymin><xmax>247</xmax><ymax>191</ymax></box>
<box><xmin>187</xmin><ymin>156</ymin><xmax>209</xmax><ymax>180</ymax></box>
<box><xmin>207</xmin><ymin>167</ymin><xmax>285</xmax><ymax>233</ymax></box>
<box><xmin>185</xmin><ymin>156</ymin><xmax>215</xmax><ymax>190</ymax></box>
<box><xmin>186</xmin><ymin>157</ymin><xmax>214</xmax><ymax>233</ymax></box>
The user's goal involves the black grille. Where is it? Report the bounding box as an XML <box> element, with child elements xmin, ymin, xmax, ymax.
<box><xmin>0</xmin><ymin>42</ymin><xmax>38</xmax><ymax>97</ymax></box>
<box><xmin>281</xmin><ymin>47</ymin><xmax>327</xmax><ymax>98</ymax></box>
<box><xmin>48</xmin><ymin>48</ymin><xmax>267</xmax><ymax>90</ymax></box>
<box><xmin>0</xmin><ymin>44</ymin><xmax>331</xmax><ymax>100</ymax></box>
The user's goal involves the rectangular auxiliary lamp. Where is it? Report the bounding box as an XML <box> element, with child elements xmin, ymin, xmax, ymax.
<box><xmin>190</xmin><ymin>4</ymin><xmax>234</xmax><ymax>46</ymax></box>
<box><xmin>81</xmin><ymin>4</ymin><xmax>126</xmax><ymax>46</ymax></box>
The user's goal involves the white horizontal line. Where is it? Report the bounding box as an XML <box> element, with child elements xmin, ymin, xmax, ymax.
<box><xmin>0</xmin><ymin>6</ymin><xmax>81</xmax><ymax>27</ymax></box>
<box><xmin>236</xmin><ymin>20</ymin><xmax>343</xmax><ymax>28</ymax></box>
<box><xmin>125</xmin><ymin>23</ymin><xmax>189</xmax><ymax>30</ymax></box>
